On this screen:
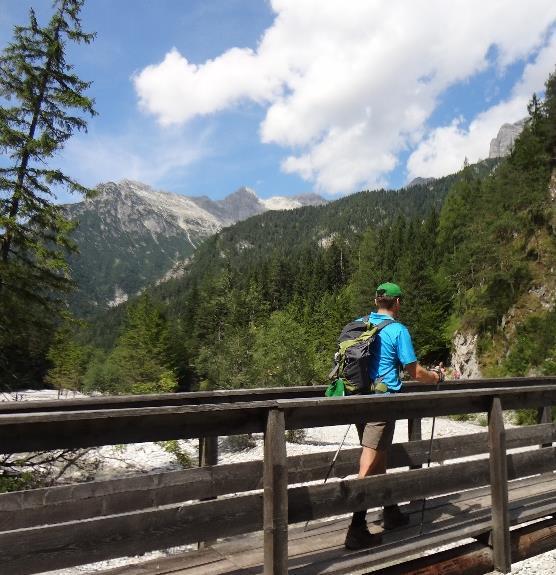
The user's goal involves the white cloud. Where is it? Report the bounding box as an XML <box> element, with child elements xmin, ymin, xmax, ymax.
<box><xmin>407</xmin><ymin>30</ymin><xmax>556</xmax><ymax>180</ymax></box>
<box><xmin>57</xmin><ymin>125</ymin><xmax>209</xmax><ymax>200</ymax></box>
<box><xmin>134</xmin><ymin>0</ymin><xmax>556</xmax><ymax>194</ymax></box>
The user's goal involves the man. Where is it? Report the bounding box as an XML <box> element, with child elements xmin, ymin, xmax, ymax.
<box><xmin>345</xmin><ymin>281</ymin><xmax>444</xmax><ymax>551</ymax></box>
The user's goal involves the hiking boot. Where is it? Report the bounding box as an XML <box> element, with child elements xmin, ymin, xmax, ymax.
<box><xmin>344</xmin><ymin>522</ymin><xmax>382</xmax><ymax>550</ymax></box>
<box><xmin>383</xmin><ymin>505</ymin><xmax>410</xmax><ymax>530</ymax></box>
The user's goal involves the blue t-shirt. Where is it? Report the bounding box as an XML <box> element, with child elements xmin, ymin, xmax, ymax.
<box><xmin>357</xmin><ymin>312</ymin><xmax>417</xmax><ymax>392</ymax></box>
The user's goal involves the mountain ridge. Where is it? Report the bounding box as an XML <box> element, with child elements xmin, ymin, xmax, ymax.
<box><xmin>65</xmin><ymin>180</ymin><xmax>326</xmax><ymax>313</ymax></box>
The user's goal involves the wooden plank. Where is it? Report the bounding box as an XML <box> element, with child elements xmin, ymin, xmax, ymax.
<box><xmin>263</xmin><ymin>409</ymin><xmax>288</xmax><ymax>575</ymax></box>
<box><xmin>0</xmin><ymin>401</ymin><xmax>274</xmax><ymax>453</ymax></box>
<box><xmin>280</xmin><ymin>386</ymin><xmax>556</xmax><ymax>431</ymax></box>
<box><xmin>290</xmin><ymin>494</ymin><xmax>556</xmax><ymax>575</ymax></box>
<box><xmin>370</xmin><ymin>517</ymin><xmax>556</xmax><ymax>575</ymax></box>
<box><xmin>3</xmin><ymin>385</ymin><xmax>556</xmax><ymax>453</ymax></box>
<box><xmin>82</xmin><ymin>547</ymin><xmax>232</xmax><ymax>575</ymax></box>
<box><xmin>537</xmin><ymin>405</ymin><xmax>553</xmax><ymax>448</ymax></box>
<box><xmin>0</xmin><ymin>459</ymin><xmax>263</xmax><ymax>531</ymax></box>
<box><xmin>2</xmin><ymin>424</ymin><xmax>554</xmax><ymax>531</ymax></box>
<box><xmin>227</xmin><ymin>476</ymin><xmax>556</xmax><ymax>575</ymax></box>
<box><xmin>198</xmin><ymin>436</ymin><xmax>219</xmax><ymax>548</ymax></box>
<box><xmin>0</xmin><ymin>493</ymin><xmax>264</xmax><ymax>575</ymax></box>
<box><xmin>288</xmin><ymin>447</ymin><xmax>556</xmax><ymax>524</ymax></box>
<box><xmin>488</xmin><ymin>397</ymin><xmax>511</xmax><ymax>573</ymax></box>
<box><xmin>407</xmin><ymin>418</ymin><xmax>422</xmax><ymax>475</ymax></box>
<box><xmin>3</xmin><ymin>377</ymin><xmax>556</xmax><ymax>414</ymax></box>
<box><xmin>83</xmin><ymin>475</ymin><xmax>556</xmax><ymax>575</ymax></box>
<box><xmin>0</xmin><ymin>386</ymin><xmax>323</xmax><ymax>414</ymax></box>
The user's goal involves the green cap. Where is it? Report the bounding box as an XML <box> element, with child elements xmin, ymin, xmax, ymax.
<box><xmin>376</xmin><ymin>282</ymin><xmax>402</xmax><ymax>297</ymax></box>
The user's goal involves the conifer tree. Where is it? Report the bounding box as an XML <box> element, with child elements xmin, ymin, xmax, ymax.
<box><xmin>0</xmin><ymin>0</ymin><xmax>95</xmax><ymax>386</ymax></box>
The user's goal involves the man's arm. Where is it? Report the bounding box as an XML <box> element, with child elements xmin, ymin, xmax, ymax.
<box><xmin>404</xmin><ymin>362</ymin><xmax>443</xmax><ymax>385</ymax></box>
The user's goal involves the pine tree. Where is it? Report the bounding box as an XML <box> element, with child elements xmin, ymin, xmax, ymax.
<box><xmin>0</xmin><ymin>0</ymin><xmax>95</xmax><ymax>387</ymax></box>
<box><xmin>108</xmin><ymin>295</ymin><xmax>177</xmax><ymax>394</ymax></box>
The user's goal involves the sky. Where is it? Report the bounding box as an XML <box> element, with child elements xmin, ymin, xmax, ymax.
<box><xmin>1</xmin><ymin>0</ymin><xmax>556</xmax><ymax>202</ymax></box>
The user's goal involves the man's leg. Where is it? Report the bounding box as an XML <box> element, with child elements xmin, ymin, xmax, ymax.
<box><xmin>345</xmin><ymin>424</ymin><xmax>388</xmax><ymax>549</ymax></box>
<box><xmin>350</xmin><ymin>446</ymin><xmax>387</xmax><ymax>527</ymax></box>
<box><xmin>351</xmin><ymin>422</ymin><xmax>409</xmax><ymax>530</ymax></box>
<box><xmin>358</xmin><ymin>445</ymin><xmax>387</xmax><ymax>478</ymax></box>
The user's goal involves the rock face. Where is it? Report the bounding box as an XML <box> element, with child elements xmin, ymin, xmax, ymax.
<box><xmin>489</xmin><ymin>119</ymin><xmax>527</xmax><ymax>158</ymax></box>
<box><xmin>405</xmin><ymin>177</ymin><xmax>436</xmax><ymax>188</ymax></box>
<box><xmin>65</xmin><ymin>180</ymin><xmax>326</xmax><ymax>313</ymax></box>
<box><xmin>451</xmin><ymin>332</ymin><xmax>482</xmax><ymax>379</ymax></box>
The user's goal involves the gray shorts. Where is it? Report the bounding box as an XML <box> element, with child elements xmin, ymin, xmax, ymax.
<box><xmin>356</xmin><ymin>420</ymin><xmax>396</xmax><ymax>451</ymax></box>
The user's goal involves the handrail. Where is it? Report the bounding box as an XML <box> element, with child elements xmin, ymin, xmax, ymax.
<box><xmin>2</xmin><ymin>384</ymin><xmax>555</xmax><ymax>453</ymax></box>
<box><xmin>0</xmin><ymin>378</ymin><xmax>554</xmax><ymax>575</ymax></box>
<box><xmin>2</xmin><ymin>376</ymin><xmax>556</xmax><ymax>413</ymax></box>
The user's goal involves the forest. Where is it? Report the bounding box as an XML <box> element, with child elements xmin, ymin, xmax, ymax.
<box><xmin>43</xmin><ymin>69</ymin><xmax>556</xmax><ymax>396</ymax></box>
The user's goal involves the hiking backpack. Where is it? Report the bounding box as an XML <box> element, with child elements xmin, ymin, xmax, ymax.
<box><xmin>327</xmin><ymin>318</ymin><xmax>394</xmax><ymax>395</ymax></box>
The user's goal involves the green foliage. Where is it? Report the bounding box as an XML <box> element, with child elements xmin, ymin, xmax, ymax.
<box><xmin>223</xmin><ymin>434</ymin><xmax>256</xmax><ymax>452</ymax></box>
<box><xmin>0</xmin><ymin>472</ymin><xmax>37</xmax><ymax>493</ymax></box>
<box><xmin>79</xmin><ymin>295</ymin><xmax>178</xmax><ymax>394</ymax></box>
<box><xmin>501</xmin><ymin>311</ymin><xmax>556</xmax><ymax>376</ymax></box>
<box><xmin>286</xmin><ymin>429</ymin><xmax>307</xmax><ymax>444</ymax></box>
<box><xmin>251</xmin><ymin>309</ymin><xmax>317</xmax><ymax>388</ymax></box>
<box><xmin>0</xmin><ymin>0</ymin><xmax>95</xmax><ymax>387</ymax></box>
<box><xmin>156</xmin><ymin>440</ymin><xmax>193</xmax><ymax>469</ymax></box>
<box><xmin>46</xmin><ymin>321</ymin><xmax>93</xmax><ymax>390</ymax></box>
<box><xmin>513</xmin><ymin>409</ymin><xmax>538</xmax><ymax>426</ymax></box>
<box><xmin>449</xmin><ymin>413</ymin><xmax>473</xmax><ymax>422</ymax></box>
<box><xmin>45</xmin><ymin>68</ymin><xmax>556</xmax><ymax>394</ymax></box>
<box><xmin>513</xmin><ymin>408</ymin><xmax>555</xmax><ymax>426</ymax></box>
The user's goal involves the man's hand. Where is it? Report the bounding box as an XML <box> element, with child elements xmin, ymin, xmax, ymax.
<box><xmin>405</xmin><ymin>361</ymin><xmax>444</xmax><ymax>385</ymax></box>
<box><xmin>430</xmin><ymin>362</ymin><xmax>445</xmax><ymax>384</ymax></box>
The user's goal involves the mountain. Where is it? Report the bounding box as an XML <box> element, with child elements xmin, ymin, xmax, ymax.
<box><xmin>65</xmin><ymin>180</ymin><xmax>326</xmax><ymax>314</ymax></box>
<box><xmin>405</xmin><ymin>176</ymin><xmax>436</xmax><ymax>188</ymax></box>
<box><xmin>489</xmin><ymin>118</ymin><xmax>527</xmax><ymax>158</ymax></box>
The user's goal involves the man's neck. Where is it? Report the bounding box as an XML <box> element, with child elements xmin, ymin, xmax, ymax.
<box><xmin>376</xmin><ymin>307</ymin><xmax>395</xmax><ymax>318</ymax></box>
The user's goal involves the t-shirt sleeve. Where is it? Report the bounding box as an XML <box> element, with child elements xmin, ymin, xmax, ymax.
<box><xmin>397</xmin><ymin>326</ymin><xmax>417</xmax><ymax>366</ymax></box>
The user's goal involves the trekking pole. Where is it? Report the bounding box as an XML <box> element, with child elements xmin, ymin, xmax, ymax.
<box><xmin>304</xmin><ymin>423</ymin><xmax>352</xmax><ymax>531</ymax></box>
<box><xmin>419</xmin><ymin>366</ymin><xmax>444</xmax><ymax>535</ymax></box>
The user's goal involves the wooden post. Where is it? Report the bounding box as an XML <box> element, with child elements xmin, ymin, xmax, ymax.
<box><xmin>408</xmin><ymin>418</ymin><xmax>422</xmax><ymax>467</ymax></box>
<box><xmin>198</xmin><ymin>436</ymin><xmax>218</xmax><ymax>548</ymax></box>
<box><xmin>537</xmin><ymin>406</ymin><xmax>552</xmax><ymax>448</ymax></box>
<box><xmin>408</xmin><ymin>418</ymin><xmax>423</xmax><ymax>505</ymax></box>
<box><xmin>488</xmin><ymin>397</ymin><xmax>511</xmax><ymax>573</ymax></box>
<box><xmin>263</xmin><ymin>409</ymin><xmax>288</xmax><ymax>575</ymax></box>
<box><xmin>199</xmin><ymin>436</ymin><xmax>218</xmax><ymax>467</ymax></box>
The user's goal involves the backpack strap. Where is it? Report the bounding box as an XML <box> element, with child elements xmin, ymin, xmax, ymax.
<box><xmin>370</xmin><ymin>319</ymin><xmax>397</xmax><ymax>384</ymax></box>
<box><xmin>370</xmin><ymin>318</ymin><xmax>395</xmax><ymax>332</ymax></box>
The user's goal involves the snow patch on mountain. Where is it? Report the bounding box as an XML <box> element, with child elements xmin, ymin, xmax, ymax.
<box><xmin>261</xmin><ymin>196</ymin><xmax>303</xmax><ymax>210</ymax></box>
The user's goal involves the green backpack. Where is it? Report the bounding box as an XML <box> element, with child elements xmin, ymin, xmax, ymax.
<box><xmin>325</xmin><ymin>318</ymin><xmax>395</xmax><ymax>397</ymax></box>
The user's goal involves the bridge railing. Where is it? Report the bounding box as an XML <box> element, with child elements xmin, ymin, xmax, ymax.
<box><xmin>0</xmin><ymin>379</ymin><xmax>555</xmax><ymax>575</ymax></box>
<box><xmin>1</xmin><ymin>376</ymin><xmax>555</xmax><ymax>413</ymax></box>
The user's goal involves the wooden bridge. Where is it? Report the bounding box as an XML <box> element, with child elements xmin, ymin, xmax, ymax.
<box><xmin>1</xmin><ymin>377</ymin><xmax>556</xmax><ymax>575</ymax></box>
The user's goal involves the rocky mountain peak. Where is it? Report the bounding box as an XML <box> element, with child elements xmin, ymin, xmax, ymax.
<box><xmin>65</xmin><ymin>180</ymin><xmax>326</xmax><ymax>313</ymax></box>
<box><xmin>489</xmin><ymin>118</ymin><xmax>527</xmax><ymax>158</ymax></box>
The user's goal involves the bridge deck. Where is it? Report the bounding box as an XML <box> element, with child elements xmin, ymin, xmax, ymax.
<box><xmin>95</xmin><ymin>471</ymin><xmax>556</xmax><ymax>575</ymax></box>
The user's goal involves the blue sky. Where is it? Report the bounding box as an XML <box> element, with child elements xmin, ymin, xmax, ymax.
<box><xmin>1</xmin><ymin>1</ymin><xmax>556</xmax><ymax>202</ymax></box>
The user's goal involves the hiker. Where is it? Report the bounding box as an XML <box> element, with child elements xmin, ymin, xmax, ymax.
<box><xmin>345</xmin><ymin>281</ymin><xmax>445</xmax><ymax>550</ymax></box>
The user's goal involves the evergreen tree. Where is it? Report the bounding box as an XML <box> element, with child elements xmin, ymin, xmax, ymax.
<box><xmin>251</xmin><ymin>309</ymin><xmax>317</xmax><ymax>388</ymax></box>
<box><xmin>0</xmin><ymin>0</ymin><xmax>95</xmax><ymax>387</ymax></box>
<box><xmin>108</xmin><ymin>295</ymin><xmax>177</xmax><ymax>394</ymax></box>
<box><xmin>46</xmin><ymin>321</ymin><xmax>92</xmax><ymax>390</ymax></box>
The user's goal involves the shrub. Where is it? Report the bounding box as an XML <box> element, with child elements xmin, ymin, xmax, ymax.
<box><xmin>157</xmin><ymin>440</ymin><xmax>193</xmax><ymax>468</ymax></box>
<box><xmin>223</xmin><ymin>434</ymin><xmax>256</xmax><ymax>452</ymax></box>
<box><xmin>286</xmin><ymin>429</ymin><xmax>307</xmax><ymax>444</ymax></box>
